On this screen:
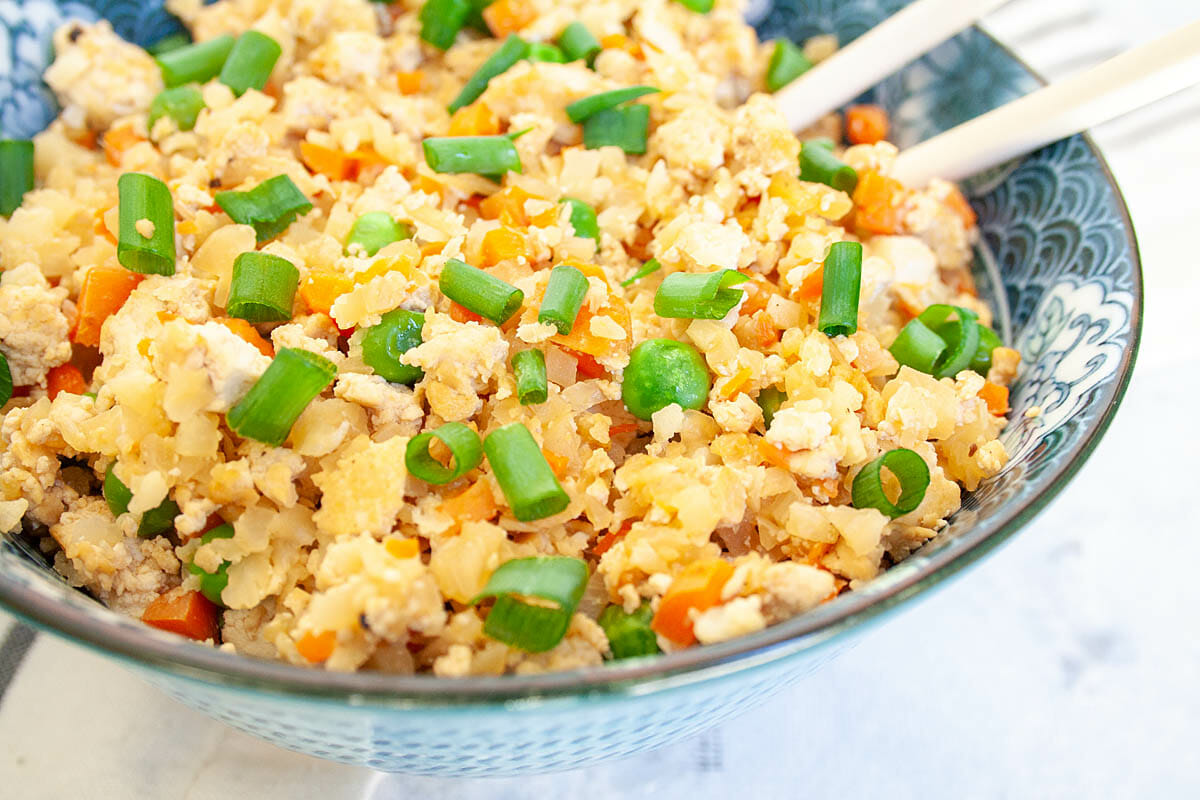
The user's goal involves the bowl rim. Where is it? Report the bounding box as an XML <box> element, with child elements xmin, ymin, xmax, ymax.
<box><xmin>0</xmin><ymin>27</ymin><xmax>1142</xmax><ymax>705</ymax></box>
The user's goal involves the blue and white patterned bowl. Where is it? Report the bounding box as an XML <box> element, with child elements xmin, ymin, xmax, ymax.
<box><xmin>0</xmin><ymin>0</ymin><xmax>1140</xmax><ymax>777</ymax></box>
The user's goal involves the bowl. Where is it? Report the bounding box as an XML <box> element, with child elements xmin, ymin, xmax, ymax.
<box><xmin>0</xmin><ymin>0</ymin><xmax>1141</xmax><ymax>777</ymax></box>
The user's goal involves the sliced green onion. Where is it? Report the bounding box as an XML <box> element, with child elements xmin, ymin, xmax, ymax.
<box><xmin>420</xmin><ymin>0</ymin><xmax>472</xmax><ymax>50</ymax></box>
<box><xmin>103</xmin><ymin>464</ymin><xmax>179</xmax><ymax>537</ymax></box>
<box><xmin>851</xmin><ymin>448</ymin><xmax>930</xmax><ymax>518</ymax></box>
<box><xmin>622</xmin><ymin>339</ymin><xmax>710</xmax><ymax>421</ymax></box>
<box><xmin>462</xmin><ymin>0</ymin><xmax>496</xmax><ymax>34</ymax></box>
<box><xmin>817</xmin><ymin>241</ymin><xmax>862</xmax><ymax>337</ymax></box>
<box><xmin>226</xmin><ymin>348</ymin><xmax>337</xmax><ymax>446</ymax></box>
<box><xmin>889</xmin><ymin>319</ymin><xmax>947</xmax><ymax>375</ymax></box>
<box><xmin>218</xmin><ymin>31</ymin><xmax>282</xmax><ymax>96</ymax></box>
<box><xmin>558</xmin><ymin>22</ymin><xmax>601</xmax><ymax>65</ymax></box>
<box><xmin>566</xmin><ymin>86</ymin><xmax>660</xmax><ymax>123</ymax></box>
<box><xmin>117</xmin><ymin>173</ymin><xmax>176</xmax><ymax>275</ymax></box>
<box><xmin>757</xmin><ymin>386</ymin><xmax>785</xmax><ymax>430</ymax></box>
<box><xmin>448</xmin><ymin>34</ymin><xmax>530</xmax><ymax>113</ymax></box>
<box><xmin>527</xmin><ymin>42</ymin><xmax>566</xmax><ymax>63</ymax></box>
<box><xmin>920</xmin><ymin>304</ymin><xmax>981</xmax><ymax>379</ymax></box>
<box><xmin>186</xmin><ymin>523</ymin><xmax>235</xmax><ymax>605</ymax></box>
<box><xmin>215</xmin><ymin>174</ymin><xmax>313</xmax><ymax>243</ymax></box>
<box><xmin>439</xmin><ymin>258</ymin><xmax>524</xmax><ymax>325</ymax></box>
<box><xmin>766</xmin><ymin>39</ymin><xmax>814</xmax><ymax>92</ymax></box>
<box><xmin>346</xmin><ymin>212</ymin><xmax>411</xmax><ymax>257</ymax></box>
<box><xmin>654</xmin><ymin>270</ymin><xmax>748</xmax><ymax>320</ymax></box>
<box><xmin>155</xmin><ymin>34</ymin><xmax>235</xmax><ymax>87</ymax></box>
<box><xmin>673</xmin><ymin>0</ymin><xmax>715</xmax><ymax>11</ymax></box>
<box><xmin>472</xmin><ymin>556</ymin><xmax>588</xmax><ymax>652</ymax></box>
<box><xmin>405</xmin><ymin>422</ymin><xmax>483</xmax><ymax>485</ymax></box>
<box><xmin>226</xmin><ymin>252</ymin><xmax>299</xmax><ymax>323</ymax></box>
<box><xmin>970</xmin><ymin>324</ymin><xmax>1003</xmax><ymax>375</ymax></box>
<box><xmin>560</xmin><ymin>197</ymin><xmax>599</xmax><ymax>242</ymax></box>
<box><xmin>582</xmin><ymin>104</ymin><xmax>650</xmax><ymax>154</ymax></box>
<box><xmin>148</xmin><ymin>86</ymin><xmax>205</xmax><ymax>132</ymax></box>
<box><xmin>620</xmin><ymin>258</ymin><xmax>661</xmax><ymax>287</ymax></box>
<box><xmin>483</xmin><ymin>423</ymin><xmax>570</xmax><ymax>521</ymax></box>
<box><xmin>103</xmin><ymin>463</ymin><xmax>133</xmax><ymax>517</ymax></box>
<box><xmin>800</xmin><ymin>139</ymin><xmax>858</xmax><ymax>193</ymax></box>
<box><xmin>137</xmin><ymin>497</ymin><xmax>180</xmax><ymax>538</ymax></box>
<box><xmin>0</xmin><ymin>140</ymin><xmax>34</xmax><ymax>218</ymax></box>
<box><xmin>512</xmin><ymin>349</ymin><xmax>548</xmax><ymax>405</ymax></box>
<box><xmin>422</xmin><ymin>135</ymin><xmax>522</xmax><ymax>177</ymax></box>
<box><xmin>598</xmin><ymin>602</ymin><xmax>660</xmax><ymax>659</ymax></box>
<box><xmin>537</xmin><ymin>264</ymin><xmax>589</xmax><ymax>334</ymax></box>
<box><xmin>361</xmin><ymin>308</ymin><xmax>425</xmax><ymax>385</ymax></box>
<box><xmin>146</xmin><ymin>32</ymin><xmax>191</xmax><ymax>57</ymax></box>
<box><xmin>0</xmin><ymin>354</ymin><xmax>11</xmax><ymax>407</ymax></box>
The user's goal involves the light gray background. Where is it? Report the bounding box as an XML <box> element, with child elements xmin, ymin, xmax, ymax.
<box><xmin>1</xmin><ymin>0</ymin><xmax>1197</xmax><ymax>797</ymax></box>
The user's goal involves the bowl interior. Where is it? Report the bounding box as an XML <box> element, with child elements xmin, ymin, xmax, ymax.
<box><xmin>0</xmin><ymin>0</ymin><xmax>1141</xmax><ymax>700</ymax></box>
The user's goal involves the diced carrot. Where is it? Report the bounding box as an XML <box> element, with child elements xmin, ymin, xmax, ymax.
<box><xmin>979</xmin><ymin>381</ymin><xmax>1010</xmax><ymax>416</ymax></box>
<box><xmin>573</xmin><ymin>351</ymin><xmax>607</xmax><ymax>379</ymax></box>
<box><xmin>385</xmin><ymin>537</ymin><xmax>421</xmax><ymax>559</ymax></box>
<box><xmin>415</xmin><ymin>174</ymin><xmax>446</xmax><ymax>200</ymax></box>
<box><xmin>299</xmin><ymin>142</ymin><xmax>386</xmax><ymax>182</ymax></box>
<box><xmin>295</xmin><ymin>630</ymin><xmax>337</xmax><ymax>664</ymax></box>
<box><xmin>438</xmin><ymin>480</ymin><xmax>498</xmax><ymax>527</ymax></box>
<box><xmin>609</xmin><ymin>422</ymin><xmax>638</xmax><ymax>436</ymax></box>
<box><xmin>600</xmin><ymin>33</ymin><xmax>642</xmax><ymax>59</ymax></box>
<box><xmin>845</xmin><ymin>104</ymin><xmax>890</xmax><ymax>145</ymax></box>
<box><xmin>482</xmin><ymin>0</ymin><xmax>537</xmax><ymax>37</ymax></box>
<box><xmin>420</xmin><ymin>241</ymin><xmax>447</xmax><ymax>259</ymax></box>
<box><xmin>593</xmin><ymin>522</ymin><xmax>632</xmax><ymax>557</ymax></box>
<box><xmin>753</xmin><ymin>312</ymin><xmax>779</xmax><ymax>349</ymax></box>
<box><xmin>396</xmin><ymin>69</ymin><xmax>425</xmax><ymax>95</ymax></box>
<box><xmin>541</xmin><ymin>448</ymin><xmax>568</xmax><ymax>479</ymax></box>
<box><xmin>478</xmin><ymin>188</ymin><xmax>521</xmax><ymax>224</ymax></box>
<box><xmin>798</xmin><ymin>266</ymin><xmax>824</xmax><ymax>301</ymax></box>
<box><xmin>449</xmin><ymin>302</ymin><xmax>485</xmax><ymax>324</ymax></box>
<box><xmin>448</xmin><ymin>103</ymin><xmax>500</xmax><ymax>137</ymax></box>
<box><xmin>71</xmin><ymin>266</ymin><xmax>144</xmax><ymax>348</ymax></box>
<box><xmin>757</xmin><ymin>437</ymin><xmax>793</xmax><ymax>470</ymax></box>
<box><xmin>93</xmin><ymin>208</ymin><xmax>118</xmax><ymax>246</ymax></box>
<box><xmin>142</xmin><ymin>590</ymin><xmax>220</xmax><ymax>642</ymax></box>
<box><xmin>299</xmin><ymin>270</ymin><xmax>354</xmax><ymax>316</ymax></box>
<box><xmin>805</xmin><ymin>541</ymin><xmax>832</xmax><ymax>566</ymax></box>
<box><xmin>852</xmin><ymin>171</ymin><xmax>907</xmax><ymax>235</ymax></box>
<box><xmin>70</xmin><ymin>128</ymin><xmax>98</xmax><ymax>150</ymax></box>
<box><xmin>218</xmin><ymin>317</ymin><xmax>274</xmax><ymax>357</ymax></box>
<box><xmin>479</xmin><ymin>226</ymin><xmax>526</xmax><ymax>266</ymax></box>
<box><xmin>103</xmin><ymin>123</ymin><xmax>145</xmax><ymax>167</ymax></box>
<box><xmin>943</xmin><ymin>183</ymin><xmax>978</xmax><ymax>228</ymax></box>
<box><xmin>46</xmin><ymin>364</ymin><xmax>87</xmax><ymax>400</ymax></box>
<box><xmin>651</xmin><ymin>559</ymin><xmax>735</xmax><ymax>646</ymax></box>
<box><xmin>155</xmin><ymin>310</ymin><xmax>177</xmax><ymax>324</ymax></box>
<box><xmin>719</xmin><ymin>366</ymin><xmax>753</xmax><ymax>400</ymax></box>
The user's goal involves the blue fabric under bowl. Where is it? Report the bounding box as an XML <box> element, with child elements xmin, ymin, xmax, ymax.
<box><xmin>0</xmin><ymin>0</ymin><xmax>1141</xmax><ymax>776</ymax></box>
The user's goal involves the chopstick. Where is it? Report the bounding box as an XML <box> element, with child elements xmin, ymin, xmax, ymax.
<box><xmin>774</xmin><ymin>0</ymin><xmax>1013</xmax><ymax>132</ymax></box>
<box><xmin>892</xmin><ymin>20</ymin><xmax>1200</xmax><ymax>185</ymax></box>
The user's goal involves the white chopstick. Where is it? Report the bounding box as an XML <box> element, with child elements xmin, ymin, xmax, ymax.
<box><xmin>774</xmin><ymin>0</ymin><xmax>1013</xmax><ymax>132</ymax></box>
<box><xmin>892</xmin><ymin>20</ymin><xmax>1200</xmax><ymax>186</ymax></box>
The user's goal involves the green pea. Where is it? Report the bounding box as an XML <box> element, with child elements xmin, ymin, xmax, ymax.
<box><xmin>187</xmin><ymin>523</ymin><xmax>235</xmax><ymax>605</ymax></box>
<box><xmin>346</xmin><ymin>211</ymin><xmax>411</xmax><ymax>257</ymax></box>
<box><xmin>621</xmin><ymin>338</ymin><xmax>710</xmax><ymax>421</ymax></box>
<box><xmin>361</xmin><ymin>308</ymin><xmax>425</xmax><ymax>385</ymax></box>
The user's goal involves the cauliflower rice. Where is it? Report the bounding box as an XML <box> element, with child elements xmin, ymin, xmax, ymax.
<box><xmin>0</xmin><ymin>0</ymin><xmax>1020</xmax><ymax>675</ymax></box>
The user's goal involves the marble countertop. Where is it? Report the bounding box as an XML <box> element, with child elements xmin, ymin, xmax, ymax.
<box><xmin>2</xmin><ymin>0</ymin><xmax>1197</xmax><ymax>797</ymax></box>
